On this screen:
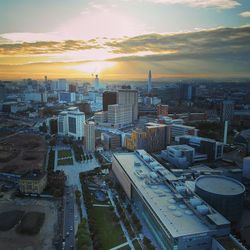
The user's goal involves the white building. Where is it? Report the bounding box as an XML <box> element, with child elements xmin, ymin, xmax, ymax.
<box><xmin>84</xmin><ymin>122</ymin><xmax>95</xmax><ymax>152</ymax></box>
<box><xmin>59</xmin><ymin>92</ymin><xmax>76</xmax><ymax>103</ymax></box>
<box><xmin>118</xmin><ymin>89</ymin><xmax>138</xmax><ymax>121</ymax></box>
<box><xmin>94</xmin><ymin>111</ymin><xmax>108</xmax><ymax>124</ymax></box>
<box><xmin>108</xmin><ymin>104</ymin><xmax>132</xmax><ymax>127</ymax></box>
<box><xmin>58</xmin><ymin>107</ymin><xmax>85</xmax><ymax>140</ymax></box>
<box><xmin>172</xmin><ymin>124</ymin><xmax>198</xmax><ymax>139</ymax></box>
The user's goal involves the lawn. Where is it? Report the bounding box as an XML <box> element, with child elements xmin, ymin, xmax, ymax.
<box><xmin>57</xmin><ymin>149</ymin><xmax>72</xmax><ymax>159</ymax></box>
<box><xmin>57</xmin><ymin>158</ymin><xmax>73</xmax><ymax>165</ymax></box>
<box><xmin>0</xmin><ymin>210</ymin><xmax>25</xmax><ymax>231</ymax></box>
<box><xmin>16</xmin><ymin>212</ymin><xmax>45</xmax><ymax>235</ymax></box>
<box><xmin>89</xmin><ymin>206</ymin><xmax>126</xmax><ymax>249</ymax></box>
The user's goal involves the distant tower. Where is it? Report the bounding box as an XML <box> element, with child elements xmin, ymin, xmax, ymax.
<box><xmin>44</xmin><ymin>75</ymin><xmax>48</xmax><ymax>82</ymax></box>
<box><xmin>147</xmin><ymin>70</ymin><xmax>152</xmax><ymax>94</ymax></box>
<box><xmin>94</xmin><ymin>74</ymin><xmax>99</xmax><ymax>90</ymax></box>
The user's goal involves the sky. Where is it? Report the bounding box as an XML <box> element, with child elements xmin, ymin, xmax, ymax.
<box><xmin>0</xmin><ymin>0</ymin><xmax>250</xmax><ymax>80</ymax></box>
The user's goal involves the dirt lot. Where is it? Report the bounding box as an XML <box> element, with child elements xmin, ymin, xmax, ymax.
<box><xmin>0</xmin><ymin>134</ymin><xmax>47</xmax><ymax>174</ymax></box>
<box><xmin>0</xmin><ymin>198</ymin><xmax>58</xmax><ymax>250</ymax></box>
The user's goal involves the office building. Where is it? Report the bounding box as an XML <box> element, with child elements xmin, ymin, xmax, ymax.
<box><xmin>221</xmin><ymin>100</ymin><xmax>234</xmax><ymax>123</ymax></box>
<box><xmin>157</xmin><ymin>104</ymin><xmax>169</xmax><ymax>116</ymax></box>
<box><xmin>94</xmin><ymin>111</ymin><xmax>108</xmax><ymax>124</ymax></box>
<box><xmin>112</xmin><ymin>150</ymin><xmax>231</xmax><ymax>250</ymax></box>
<box><xmin>180</xmin><ymin>84</ymin><xmax>196</xmax><ymax>101</ymax></box>
<box><xmin>178</xmin><ymin>135</ymin><xmax>224</xmax><ymax>161</ymax></box>
<box><xmin>147</xmin><ymin>70</ymin><xmax>152</xmax><ymax>94</ymax></box>
<box><xmin>58</xmin><ymin>107</ymin><xmax>85</xmax><ymax>140</ymax></box>
<box><xmin>84</xmin><ymin>122</ymin><xmax>95</xmax><ymax>152</ymax></box>
<box><xmin>171</xmin><ymin>124</ymin><xmax>198</xmax><ymax>140</ymax></box>
<box><xmin>19</xmin><ymin>170</ymin><xmax>47</xmax><ymax>194</ymax></box>
<box><xmin>103</xmin><ymin>91</ymin><xmax>117</xmax><ymax>111</ymax></box>
<box><xmin>125</xmin><ymin>123</ymin><xmax>167</xmax><ymax>153</ymax></box>
<box><xmin>108</xmin><ymin>104</ymin><xmax>133</xmax><ymax>127</ymax></box>
<box><xmin>59</xmin><ymin>92</ymin><xmax>76</xmax><ymax>103</ymax></box>
<box><xmin>118</xmin><ymin>89</ymin><xmax>138</xmax><ymax>121</ymax></box>
<box><xmin>24</xmin><ymin>92</ymin><xmax>48</xmax><ymax>102</ymax></box>
<box><xmin>101</xmin><ymin>132</ymin><xmax>121</xmax><ymax>150</ymax></box>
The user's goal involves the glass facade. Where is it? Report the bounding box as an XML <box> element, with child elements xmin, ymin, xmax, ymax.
<box><xmin>68</xmin><ymin>117</ymin><xmax>76</xmax><ymax>134</ymax></box>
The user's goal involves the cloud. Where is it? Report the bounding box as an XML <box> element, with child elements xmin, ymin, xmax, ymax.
<box><xmin>107</xmin><ymin>26</ymin><xmax>250</xmax><ymax>63</ymax></box>
<box><xmin>240</xmin><ymin>11</ymin><xmax>250</xmax><ymax>18</ymax></box>
<box><xmin>0</xmin><ymin>40</ymin><xmax>102</xmax><ymax>56</ymax></box>
<box><xmin>145</xmin><ymin>0</ymin><xmax>240</xmax><ymax>9</ymax></box>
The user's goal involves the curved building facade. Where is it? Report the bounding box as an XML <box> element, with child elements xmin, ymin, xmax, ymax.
<box><xmin>195</xmin><ymin>175</ymin><xmax>245</xmax><ymax>222</ymax></box>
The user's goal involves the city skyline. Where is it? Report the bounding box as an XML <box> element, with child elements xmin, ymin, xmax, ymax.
<box><xmin>0</xmin><ymin>0</ymin><xmax>250</xmax><ymax>80</ymax></box>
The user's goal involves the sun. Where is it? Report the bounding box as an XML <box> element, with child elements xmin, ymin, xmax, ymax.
<box><xmin>66</xmin><ymin>61</ymin><xmax>116</xmax><ymax>75</ymax></box>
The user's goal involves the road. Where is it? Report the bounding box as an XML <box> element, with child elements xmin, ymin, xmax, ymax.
<box><xmin>63</xmin><ymin>186</ymin><xmax>75</xmax><ymax>250</ymax></box>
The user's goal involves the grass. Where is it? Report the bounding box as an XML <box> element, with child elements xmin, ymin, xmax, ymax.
<box><xmin>89</xmin><ymin>206</ymin><xmax>126</xmax><ymax>249</ymax></box>
<box><xmin>57</xmin><ymin>158</ymin><xmax>73</xmax><ymax>165</ymax></box>
<box><xmin>0</xmin><ymin>210</ymin><xmax>25</xmax><ymax>231</ymax></box>
<box><xmin>16</xmin><ymin>212</ymin><xmax>45</xmax><ymax>235</ymax></box>
<box><xmin>57</xmin><ymin>149</ymin><xmax>72</xmax><ymax>159</ymax></box>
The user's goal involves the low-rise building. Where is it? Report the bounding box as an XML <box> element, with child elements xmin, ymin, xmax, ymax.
<box><xmin>19</xmin><ymin>170</ymin><xmax>47</xmax><ymax>194</ymax></box>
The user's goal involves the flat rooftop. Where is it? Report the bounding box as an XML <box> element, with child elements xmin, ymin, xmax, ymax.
<box><xmin>113</xmin><ymin>150</ymin><xmax>230</xmax><ymax>238</ymax></box>
<box><xmin>195</xmin><ymin>175</ymin><xmax>245</xmax><ymax>196</ymax></box>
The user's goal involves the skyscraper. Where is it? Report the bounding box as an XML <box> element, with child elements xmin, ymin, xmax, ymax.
<box><xmin>221</xmin><ymin>100</ymin><xmax>234</xmax><ymax>123</ymax></box>
<box><xmin>84</xmin><ymin>122</ymin><xmax>95</xmax><ymax>152</ymax></box>
<box><xmin>94</xmin><ymin>74</ymin><xmax>99</xmax><ymax>90</ymax></box>
<box><xmin>147</xmin><ymin>70</ymin><xmax>152</xmax><ymax>94</ymax></box>
<box><xmin>118</xmin><ymin>89</ymin><xmax>138</xmax><ymax>121</ymax></box>
<box><xmin>103</xmin><ymin>91</ymin><xmax>117</xmax><ymax>111</ymax></box>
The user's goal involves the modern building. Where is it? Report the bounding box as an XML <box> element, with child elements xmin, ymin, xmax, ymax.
<box><xmin>94</xmin><ymin>111</ymin><xmax>108</xmax><ymax>124</ymax></box>
<box><xmin>94</xmin><ymin>74</ymin><xmax>99</xmax><ymax>90</ymax></box>
<box><xmin>125</xmin><ymin>123</ymin><xmax>168</xmax><ymax>153</ymax></box>
<box><xmin>195</xmin><ymin>175</ymin><xmax>245</xmax><ymax>222</ymax></box>
<box><xmin>59</xmin><ymin>92</ymin><xmax>76</xmax><ymax>103</ymax></box>
<box><xmin>221</xmin><ymin>100</ymin><xmax>234</xmax><ymax>123</ymax></box>
<box><xmin>147</xmin><ymin>70</ymin><xmax>152</xmax><ymax>94</ymax></box>
<box><xmin>24</xmin><ymin>92</ymin><xmax>48</xmax><ymax>102</ymax></box>
<box><xmin>58</xmin><ymin>107</ymin><xmax>85</xmax><ymax>140</ymax></box>
<box><xmin>101</xmin><ymin>132</ymin><xmax>121</xmax><ymax>150</ymax></box>
<box><xmin>84</xmin><ymin>121</ymin><xmax>95</xmax><ymax>152</ymax></box>
<box><xmin>178</xmin><ymin>135</ymin><xmax>224</xmax><ymax>161</ymax></box>
<box><xmin>19</xmin><ymin>170</ymin><xmax>47</xmax><ymax>194</ymax></box>
<box><xmin>2</xmin><ymin>101</ymin><xmax>28</xmax><ymax>113</ymax></box>
<box><xmin>163</xmin><ymin>145</ymin><xmax>195</xmax><ymax>169</ymax></box>
<box><xmin>103</xmin><ymin>91</ymin><xmax>117</xmax><ymax>111</ymax></box>
<box><xmin>171</xmin><ymin>124</ymin><xmax>198</xmax><ymax>140</ymax></box>
<box><xmin>52</xmin><ymin>79</ymin><xmax>69</xmax><ymax>91</ymax></box>
<box><xmin>108</xmin><ymin>104</ymin><xmax>133</xmax><ymax>127</ymax></box>
<box><xmin>157</xmin><ymin>104</ymin><xmax>169</xmax><ymax>116</ymax></box>
<box><xmin>180</xmin><ymin>84</ymin><xmax>196</xmax><ymax>101</ymax></box>
<box><xmin>118</xmin><ymin>89</ymin><xmax>138</xmax><ymax>121</ymax></box>
<box><xmin>112</xmin><ymin>150</ymin><xmax>231</xmax><ymax>250</ymax></box>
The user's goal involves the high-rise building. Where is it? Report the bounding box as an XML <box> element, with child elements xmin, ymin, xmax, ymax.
<box><xmin>221</xmin><ymin>100</ymin><xmax>234</xmax><ymax>123</ymax></box>
<box><xmin>59</xmin><ymin>92</ymin><xmax>76</xmax><ymax>103</ymax></box>
<box><xmin>94</xmin><ymin>74</ymin><xmax>99</xmax><ymax>90</ymax></box>
<box><xmin>58</xmin><ymin>107</ymin><xmax>85</xmax><ymax>140</ymax></box>
<box><xmin>118</xmin><ymin>89</ymin><xmax>138</xmax><ymax>121</ymax></box>
<box><xmin>125</xmin><ymin>123</ymin><xmax>167</xmax><ymax>153</ymax></box>
<box><xmin>180</xmin><ymin>84</ymin><xmax>196</xmax><ymax>101</ymax></box>
<box><xmin>147</xmin><ymin>70</ymin><xmax>152</xmax><ymax>94</ymax></box>
<box><xmin>108</xmin><ymin>104</ymin><xmax>133</xmax><ymax>127</ymax></box>
<box><xmin>101</xmin><ymin>132</ymin><xmax>121</xmax><ymax>150</ymax></box>
<box><xmin>103</xmin><ymin>91</ymin><xmax>117</xmax><ymax>111</ymax></box>
<box><xmin>157</xmin><ymin>104</ymin><xmax>169</xmax><ymax>116</ymax></box>
<box><xmin>84</xmin><ymin>122</ymin><xmax>95</xmax><ymax>152</ymax></box>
